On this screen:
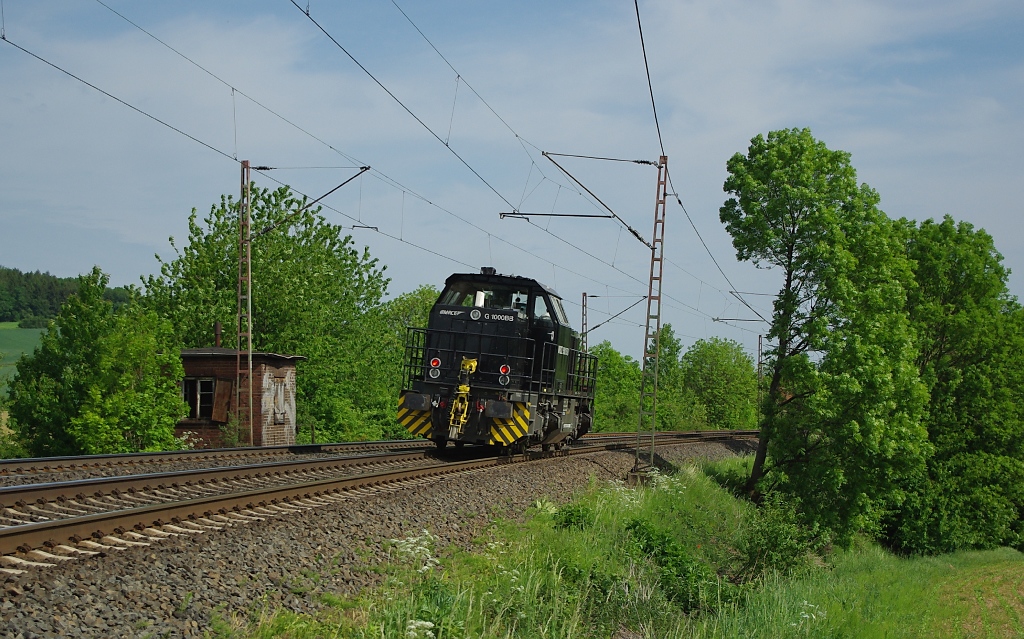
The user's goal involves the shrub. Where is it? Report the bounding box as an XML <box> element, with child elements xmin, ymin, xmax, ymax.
<box><xmin>554</xmin><ymin>503</ymin><xmax>595</xmax><ymax>530</ymax></box>
<box><xmin>626</xmin><ymin>518</ymin><xmax>735</xmax><ymax>613</ymax></box>
<box><xmin>739</xmin><ymin>492</ymin><xmax>823</xmax><ymax>579</ymax></box>
<box><xmin>16</xmin><ymin>316</ymin><xmax>49</xmax><ymax>329</ymax></box>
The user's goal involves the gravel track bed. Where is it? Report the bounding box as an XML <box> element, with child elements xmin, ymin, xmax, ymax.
<box><xmin>1</xmin><ymin>441</ymin><xmax>754</xmax><ymax>638</ymax></box>
<box><xmin>0</xmin><ymin>446</ymin><xmax>427</xmax><ymax>489</ymax></box>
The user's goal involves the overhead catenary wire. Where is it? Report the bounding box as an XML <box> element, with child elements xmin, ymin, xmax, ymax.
<box><xmin>666</xmin><ymin>169</ymin><xmax>770</xmax><ymax>324</ymax></box>
<box><xmin>542</xmin><ymin>152</ymin><xmax>653</xmax><ymax>249</ymax></box>
<box><xmin>287</xmin><ymin>0</ymin><xmax>520</xmax><ymax>214</ymax></box>
<box><xmin>85</xmin><ymin>0</ymin><xmax>662</xmax><ymax>306</ymax></box>
<box><xmin>586</xmin><ymin>296</ymin><xmax>646</xmax><ymax>335</ymax></box>
<box><xmin>0</xmin><ymin>35</ymin><xmax>481</xmax><ymax>273</ymax></box>
<box><xmin>22</xmin><ymin>4</ymin><xmax>757</xmax><ymax>343</ymax></box>
<box><xmin>634</xmin><ymin>0</ymin><xmax>665</xmax><ymax>158</ymax></box>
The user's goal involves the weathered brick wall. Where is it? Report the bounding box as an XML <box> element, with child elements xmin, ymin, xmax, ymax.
<box><xmin>177</xmin><ymin>351</ymin><xmax>300</xmax><ymax>448</ymax></box>
<box><xmin>258</xmin><ymin>363</ymin><xmax>297</xmax><ymax>446</ymax></box>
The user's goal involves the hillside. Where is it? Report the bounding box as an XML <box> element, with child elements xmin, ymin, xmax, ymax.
<box><xmin>0</xmin><ymin>322</ymin><xmax>43</xmax><ymax>395</ymax></box>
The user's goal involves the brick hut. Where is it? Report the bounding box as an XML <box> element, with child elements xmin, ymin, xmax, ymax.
<box><xmin>177</xmin><ymin>347</ymin><xmax>305</xmax><ymax>448</ymax></box>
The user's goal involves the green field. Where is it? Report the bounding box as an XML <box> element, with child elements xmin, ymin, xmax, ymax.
<box><xmin>0</xmin><ymin>322</ymin><xmax>44</xmax><ymax>394</ymax></box>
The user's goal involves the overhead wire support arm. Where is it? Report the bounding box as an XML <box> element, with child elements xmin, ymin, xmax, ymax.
<box><xmin>541</xmin><ymin>151</ymin><xmax>654</xmax><ymax>250</ymax></box>
<box><xmin>500</xmin><ymin>211</ymin><xmax>612</xmax><ymax>219</ymax></box>
<box><xmin>585</xmin><ymin>296</ymin><xmax>647</xmax><ymax>335</ymax></box>
<box><xmin>252</xmin><ymin>166</ymin><xmax>370</xmax><ymax>239</ymax></box>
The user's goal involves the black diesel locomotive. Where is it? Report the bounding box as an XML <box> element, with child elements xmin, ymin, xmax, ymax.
<box><xmin>398</xmin><ymin>268</ymin><xmax>597</xmax><ymax>450</ymax></box>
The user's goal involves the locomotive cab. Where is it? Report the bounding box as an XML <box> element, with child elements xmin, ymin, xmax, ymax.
<box><xmin>398</xmin><ymin>268</ymin><xmax>596</xmax><ymax>450</ymax></box>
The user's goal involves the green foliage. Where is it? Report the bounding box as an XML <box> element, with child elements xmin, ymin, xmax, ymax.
<box><xmin>553</xmin><ymin>502</ymin><xmax>595</xmax><ymax>530</ymax></box>
<box><xmin>592</xmin><ymin>327</ymin><xmax>759</xmax><ymax>432</ymax></box>
<box><xmin>681</xmin><ymin>336</ymin><xmax>758</xmax><ymax>429</ymax></box>
<box><xmin>16</xmin><ymin>316</ymin><xmax>49</xmax><ymax>329</ymax></box>
<box><xmin>738</xmin><ymin>493</ymin><xmax>822</xmax><ymax>579</ymax></box>
<box><xmin>655</xmin><ymin>324</ymin><xmax>709</xmax><ymax>430</ymax></box>
<box><xmin>589</xmin><ymin>340</ymin><xmax>641</xmax><ymax>431</ymax></box>
<box><xmin>721</xmin><ymin>127</ymin><xmax>930</xmax><ymax>545</ymax></box>
<box><xmin>884</xmin><ymin>217</ymin><xmax>1024</xmax><ymax>554</ymax></box>
<box><xmin>6</xmin><ymin>268</ymin><xmax>186</xmax><ymax>456</ymax></box>
<box><xmin>0</xmin><ymin>264</ymin><xmax>129</xmax><ymax>322</ymax></box>
<box><xmin>0</xmin><ymin>324</ymin><xmax>44</xmax><ymax>397</ymax></box>
<box><xmin>627</xmin><ymin>517</ymin><xmax>733</xmax><ymax>613</ymax></box>
<box><xmin>143</xmin><ymin>186</ymin><xmax>395</xmax><ymax>442</ymax></box>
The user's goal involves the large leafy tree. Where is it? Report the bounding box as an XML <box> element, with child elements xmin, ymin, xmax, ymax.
<box><xmin>655</xmin><ymin>324</ymin><xmax>708</xmax><ymax>431</ymax></box>
<box><xmin>885</xmin><ymin>217</ymin><xmax>1024</xmax><ymax>553</ymax></box>
<box><xmin>7</xmin><ymin>268</ymin><xmax>185</xmax><ymax>455</ymax></box>
<box><xmin>721</xmin><ymin>128</ymin><xmax>929</xmax><ymax>543</ymax></box>
<box><xmin>590</xmin><ymin>340</ymin><xmax>642</xmax><ymax>432</ymax></box>
<box><xmin>144</xmin><ymin>185</ymin><xmax>392</xmax><ymax>442</ymax></box>
<box><xmin>367</xmin><ymin>285</ymin><xmax>440</xmax><ymax>441</ymax></box>
<box><xmin>680</xmin><ymin>337</ymin><xmax>758</xmax><ymax>430</ymax></box>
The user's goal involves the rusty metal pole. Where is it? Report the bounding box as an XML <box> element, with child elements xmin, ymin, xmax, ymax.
<box><xmin>634</xmin><ymin>156</ymin><xmax>668</xmax><ymax>472</ymax></box>
<box><xmin>581</xmin><ymin>292</ymin><xmax>589</xmax><ymax>353</ymax></box>
<box><xmin>237</xmin><ymin>161</ymin><xmax>254</xmax><ymax>446</ymax></box>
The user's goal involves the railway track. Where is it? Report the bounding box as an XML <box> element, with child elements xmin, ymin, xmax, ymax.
<box><xmin>0</xmin><ymin>439</ymin><xmax>431</xmax><ymax>485</ymax></box>
<box><xmin>0</xmin><ymin>430</ymin><xmax>756</xmax><ymax>575</ymax></box>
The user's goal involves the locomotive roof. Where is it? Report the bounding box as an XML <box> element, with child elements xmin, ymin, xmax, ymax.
<box><xmin>444</xmin><ymin>271</ymin><xmax>561</xmax><ymax>299</ymax></box>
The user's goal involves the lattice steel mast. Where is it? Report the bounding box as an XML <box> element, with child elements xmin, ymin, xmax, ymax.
<box><xmin>634</xmin><ymin>155</ymin><xmax>668</xmax><ymax>471</ymax></box>
<box><xmin>236</xmin><ymin>160</ymin><xmax>254</xmax><ymax>445</ymax></box>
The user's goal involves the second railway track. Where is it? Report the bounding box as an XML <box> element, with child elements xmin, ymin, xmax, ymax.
<box><xmin>0</xmin><ymin>430</ymin><xmax>756</xmax><ymax>573</ymax></box>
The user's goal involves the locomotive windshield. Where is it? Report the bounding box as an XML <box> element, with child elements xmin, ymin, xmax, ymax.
<box><xmin>439</xmin><ymin>282</ymin><xmax>530</xmax><ymax>313</ymax></box>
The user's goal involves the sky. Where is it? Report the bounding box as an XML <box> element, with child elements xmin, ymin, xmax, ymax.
<box><xmin>1</xmin><ymin>0</ymin><xmax>1022</xmax><ymax>359</ymax></box>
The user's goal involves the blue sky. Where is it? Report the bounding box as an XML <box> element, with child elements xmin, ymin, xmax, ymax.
<box><xmin>1</xmin><ymin>0</ymin><xmax>1022</xmax><ymax>358</ymax></box>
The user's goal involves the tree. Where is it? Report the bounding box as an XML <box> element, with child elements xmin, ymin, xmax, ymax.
<box><xmin>654</xmin><ymin>324</ymin><xmax>707</xmax><ymax>431</ymax></box>
<box><xmin>590</xmin><ymin>340</ymin><xmax>641</xmax><ymax>432</ymax></box>
<box><xmin>368</xmin><ymin>285</ymin><xmax>440</xmax><ymax>440</ymax></box>
<box><xmin>144</xmin><ymin>185</ymin><xmax>392</xmax><ymax>442</ymax></box>
<box><xmin>884</xmin><ymin>217</ymin><xmax>1024</xmax><ymax>553</ymax></box>
<box><xmin>721</xmin><ymin>128</ymin><xmax>929</xmax><ymax>543</ymax></box>
<box><xmin>680</xmin><ymin>337</ymin><xmax>758</xmax><ymax>429</ymax></box>
<box><xmin>7</xmin><ymin>268</ymin><xmax>185</xmax><ymax>455</ymax></box>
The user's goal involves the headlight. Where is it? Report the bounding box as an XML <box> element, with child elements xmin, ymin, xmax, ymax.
<box><xmin>428</xmin><ymin>368</ymin><xmax>441</xmax><ymax>379</ymax></box>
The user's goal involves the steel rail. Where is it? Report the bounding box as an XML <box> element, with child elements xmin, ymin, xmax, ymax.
<box><xmin>0</xmin><ymin>440</ymin><xmax>430</xmax><ymax>476</ymax></box>
<box><xmin>0</xmin><ymin>430</ymin><xmax>756</xmax><ymax>476</ymax></box>
<box><xmin>0</xmin><ymin>458</ymin><xmax>493</xmax><ymax>555</ymax></box>
<box><xmin>0</xmin><ymin>451</ymin><xmax>430</xmax><ymax>507</ymax></box>
<box><xmin>0</xmin><ymin>431</ymin><xmax>757</xmax><ymax>557</ymax></box>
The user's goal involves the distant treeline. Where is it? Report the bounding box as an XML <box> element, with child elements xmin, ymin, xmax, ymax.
<box><xmin>0</xmin><ymin>266</ymin><xmax>131</xmax><ymax>326</ymax></box>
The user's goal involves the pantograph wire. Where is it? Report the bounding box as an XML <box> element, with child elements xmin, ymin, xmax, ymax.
<box><xmin>287</xmin><ymin>0</ymin><xmax>519</xmax><ymax>213</ymax></box>
<box><xmin>90</xmin><ymin>0</ymin><xmax>636</xmax><ymax>301</ymax></box>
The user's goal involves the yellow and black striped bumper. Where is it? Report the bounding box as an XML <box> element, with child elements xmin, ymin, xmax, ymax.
<box><xmin>397</xmin><ymin>395</ymin><xmax>432</xmax><ymax>438</ymax></box>
<box><xmin>489</xmin><ymin>402</ymin><xmax>531</xmax><ymax>446</ymax></box>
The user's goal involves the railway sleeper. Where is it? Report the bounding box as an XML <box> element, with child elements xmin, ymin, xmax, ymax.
<box><xmin>49</xmin><ymin>544</ymin><xmax>100</xmax><ymax>557</ymax></box>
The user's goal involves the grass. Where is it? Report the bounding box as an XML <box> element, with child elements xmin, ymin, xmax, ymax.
<box><xmin>0</xmin><ymin>322</ymin><xmax>44</xmax><ymax>395</ymax></box>
<box><xmin>208</xmin><ymin>459</ymin><xmax>1024</xmax><ymax>638</ymax></box>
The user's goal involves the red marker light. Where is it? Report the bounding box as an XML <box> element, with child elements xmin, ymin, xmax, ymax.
<box><xmin>430</xmin><ymin>357</ymin><xmax>441</xmax><ymax>368</ymax></box>
<box><xmin>499</xmin><ymin>364</ymin><xmax>511</xmax><ymax>375</ymax></box>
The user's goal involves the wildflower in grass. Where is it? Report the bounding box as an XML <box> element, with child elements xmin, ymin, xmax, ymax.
<box><xmin>391</xmin><ymin>530</ymin><xmax>440</xmax><ymax>573</ymax></box>
<box><xmin>405</xmin><ymin>618</ymin><xmax>436</xmax><ymax>639</ymax></box>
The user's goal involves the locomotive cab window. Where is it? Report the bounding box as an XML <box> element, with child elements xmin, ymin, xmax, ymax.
<box><xmin>183</xmin><ymin>378</ymin><xmax>215</xmax><ymax>419</ymax></box>
<box><xmin>533</xmin><ymin>295</ymin><xmax>554</xmax><ymax>325</ymax></box>
<box><xmin>438</xmin><ymin>282</ymin><xmax>529</xmax><ymax>312</ymax></box>
<box><xmin>550</xmin><ymin>296</ymin><xmax>569</xmax><ymax>325</ymax></box>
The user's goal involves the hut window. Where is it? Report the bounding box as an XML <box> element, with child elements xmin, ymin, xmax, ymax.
<box><xmin>183</xmin><ymin>378</ymin><xmax>215</xmax><ymax>419</ymax></box>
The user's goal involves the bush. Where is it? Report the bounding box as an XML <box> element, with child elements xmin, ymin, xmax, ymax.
<box><xmin>626</xmin><ymin>518</ymin><xmax>736</xmax><ymax>613</ymax></box>
<box><xmin>554</xmin><ymin>503</ymin><xmax>595</xmax><ymax>530</ymax></box>
<box><xmin>739</xmin><ymin>493</ymin><xmax>823</xmax><ymax>579</ymax></box>
<box><xmin>16</xmin><ymin>316</ymin><xmax>49</xmax><ymax>329</ymax></box>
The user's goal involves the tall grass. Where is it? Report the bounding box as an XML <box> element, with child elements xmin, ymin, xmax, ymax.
<box><xmin>225</xmin><ymin>461</ymin><xmax>1024</xmax><ymax>638</ymax></box>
